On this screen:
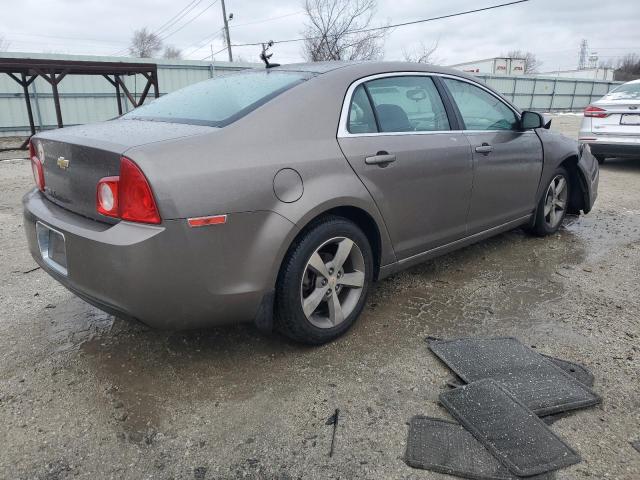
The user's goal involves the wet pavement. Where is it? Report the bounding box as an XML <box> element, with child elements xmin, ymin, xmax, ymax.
<box><xmin>1</xmin><ymin>116</ymin><xmax>639</xmax><ymax>479</ymax></box>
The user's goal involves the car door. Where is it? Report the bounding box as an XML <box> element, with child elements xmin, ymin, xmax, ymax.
<box><xmin>441</xmin><ymin>77</ymin><xmax>543</xmax><ymax>234</ymax></box>
<box><xmin>337</xmin><ymin>74</ymin><xmax>473</xmax><ymax>260</ymax></box>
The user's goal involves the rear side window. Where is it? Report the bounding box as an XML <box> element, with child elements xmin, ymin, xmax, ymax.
<box><xmin>348</xmin><ymin>85</ymin><xmax>378</xmax><ymax>133</ymax></box>
<box><xmin>443</xmin><ymin>78</ymin><xmax>517</xmax><ymax>131</ymax></box>
<box><xmin>365</xmin><ymin>76</ymin><xmax>450</xmax><ymax>133</ymax></box>
<box><xmin>123</xmin><ymin>70</ymin><xmax>310</xmax><ymax>127</ymax></box>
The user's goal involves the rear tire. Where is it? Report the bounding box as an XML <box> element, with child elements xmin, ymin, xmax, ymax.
<box><xmin>275</xmin><ymin>215</ymin><xmax>373</xmax><ymax>345</ymax></box>
<box><xmin>530</xmin><ymin>166</ymin><xmax>571</xmax><ymax>236</ymax></box>
<box><xmin>594</xmin><ymin>154</ymin><xmax>606</xmax><ymax>165</ymax></box>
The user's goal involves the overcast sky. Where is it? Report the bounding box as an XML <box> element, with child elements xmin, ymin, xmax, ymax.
<box><xmin>1</xmin><ymin>0</ymin><xmax>639</xmax><ymax>71</ymax></box>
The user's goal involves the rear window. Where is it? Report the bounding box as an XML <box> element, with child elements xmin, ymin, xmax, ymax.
<box><xmin>604</xmin><ymin>82</ymin><xmax>640</xmax><ymax>101</ymax></box>
<box><xmin>122</xmin><ymin>70</ymin><xmax>310</xmax><ymax>127</ymax></box>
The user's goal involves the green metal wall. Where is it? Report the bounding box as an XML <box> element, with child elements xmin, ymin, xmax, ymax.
<box><xmin>0</xmin><ymin>53</ymin><xmax>622</xmax><ymax>137</ymax></box>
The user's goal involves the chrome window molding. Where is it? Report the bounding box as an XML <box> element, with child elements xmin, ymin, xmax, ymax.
<box><xmin>337</xmin><ymin>71</ymin><xmax>523</xmax><ymax>139</ymax></box>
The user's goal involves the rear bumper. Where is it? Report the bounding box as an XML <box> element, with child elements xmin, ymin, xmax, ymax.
<box><xmin>23</xmin><ymin>189</ymin><xmax>294</xmax><ymax>329</ymax></box>
<box><xmin>578</xmin><ymin>132</ymin><xmax>640</xmax><ymax>158</ymax></box>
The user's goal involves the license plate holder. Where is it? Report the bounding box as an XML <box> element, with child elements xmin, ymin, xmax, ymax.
<box><xmin>620</xmin><ymin>113</ymin><xmax>640</xmax><ymax>125</ymax></box>
<box><xmin>36</xmin><ymin>221</ymin><xmax>68</xmax><ymax>276</ymax></box>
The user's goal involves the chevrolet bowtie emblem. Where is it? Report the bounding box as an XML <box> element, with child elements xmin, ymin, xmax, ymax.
<box><xmin>57</xmin><ymin>156</ymin><xmax>69</xmax><ymax>170</ymax></box>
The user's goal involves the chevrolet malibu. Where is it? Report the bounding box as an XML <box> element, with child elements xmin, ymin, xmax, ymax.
<box><xmin>24</xmin><ymin>61</ymin><xmax>599</xmax><ymax>344</ymax></box>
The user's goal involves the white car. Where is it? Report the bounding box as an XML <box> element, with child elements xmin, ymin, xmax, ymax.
<box><xmin>579</xmin><ymin>79</ymin><xmax>640</xmax><ymax>163</ymax></box>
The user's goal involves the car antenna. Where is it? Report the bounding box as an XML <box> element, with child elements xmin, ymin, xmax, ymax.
<box><xmin>260</xmin><ymin>41</ymin><xmax>280</xmax><ymax>69</ymax></box>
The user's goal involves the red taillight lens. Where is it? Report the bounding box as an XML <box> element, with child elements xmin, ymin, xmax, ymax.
<box><xmin>584</xmin><ymin>105</ymin><xmax>608</xmax><ymax>118</ymax></box>
<box><xmin>96</xmin><ymin>157</ymin><xmax>161</xmax><ymax>224</ymax></box>
<box><xmin>29</xmin><ymin>140</ymin><xmax>45</xmax><ymax>191</ymax></box>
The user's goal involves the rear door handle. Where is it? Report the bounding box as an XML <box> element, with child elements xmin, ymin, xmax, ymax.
<box><xmin>475</xmin><ymin>143</ymin><xmax>493</xmax><ymax>155</ymax></box>
<box><xmin>365</xmin><ymin>152</ymin><xmax>396</xmax><ymax>166</ymax></box>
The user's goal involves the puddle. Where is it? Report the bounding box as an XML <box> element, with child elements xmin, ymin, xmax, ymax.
<box><xmin>38</xmin><ymin>205</ymin><xmax>633</xmax><ymax>445</ymax></box>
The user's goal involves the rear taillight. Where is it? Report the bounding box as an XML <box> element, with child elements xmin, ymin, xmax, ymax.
<box><xmin>584</xmin><ymin>105</ymin><xmax>608</xmax><ymax>118</ymax></box>
<box><xmin>96</xmin><ymin>157</ymin><xmax>161</xmax><ymax>224</ymax></box>
<box><xmin>29</xmin><ymin>140</ymin><xmax>45</xmax><ymax>191</ymax></box>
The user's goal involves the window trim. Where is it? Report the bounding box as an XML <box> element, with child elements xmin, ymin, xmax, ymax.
<box><xmin>337</xmin><ymin>71</ymin><xmax>523</xmax><ymax>138</ymax></box>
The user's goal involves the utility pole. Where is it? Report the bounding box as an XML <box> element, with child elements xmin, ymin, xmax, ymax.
<box><xmin>221</xmin><ymin>0</ymin><xmax>233</xmax><ymax>62</ymax></box>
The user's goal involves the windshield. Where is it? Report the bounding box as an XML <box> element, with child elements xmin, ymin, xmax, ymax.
<box><xmin>122</xmin><ymin>70</ymin><xmax>310</xmax><ymax>127</ymax></box>
<box><xmin>604</xmin><ymin>82</ymin><xmax>640</xmax><ymax>101</ymax></box>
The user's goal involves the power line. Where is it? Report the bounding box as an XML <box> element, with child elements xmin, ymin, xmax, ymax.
<box><xmin>201</xmin><ymin>45</ymin><xmax>228</xmax><ymax>61</ymax></box>
<box><xmin>154</xmin><ymin>0</ymin><xmax>205</xmax><ymax>36</ymax></box>
<box><xmin>183</xmin><ymin>27</ymin><xmax>225</xmax><ymax>56</ymax></box>
<box><xmin>185</xmin><ymin>11</ymin><xmax>306</xmax><ymax>57</ymax></box>
<box><xmin>230</xmin><ymin>11</ymin><xmax>305</xmax><ymax>29</ymax></box>
<box><xmin>158</xmin><ymin>0</ymin><xmax>220</xmax><ymax>42</ymax></box>
<box><xmin>111</xmin><ymin>0</ymin><xmax>217</xmax><ymax>55</ymax></box>
<box><xmin>229</xmin><ymin>0</ymin><xmax>530</xmax><ymax>48</ymax></box>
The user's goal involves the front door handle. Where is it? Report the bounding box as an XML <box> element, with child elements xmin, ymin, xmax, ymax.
<box><xmin>475</xmin><ymin>143</ymin><xmax>493</xmax><ymax>155</ymax></box>
<box><xmin>365</xmin><ymin>151</ymin><xmax>396</xmax><ymax>166</ymax></box>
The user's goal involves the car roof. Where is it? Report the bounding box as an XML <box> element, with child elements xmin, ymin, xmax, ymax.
<box><xmin>273</xmin><ymin>60</ymin><xmax>480</xmax><ymax>82</ymax></box>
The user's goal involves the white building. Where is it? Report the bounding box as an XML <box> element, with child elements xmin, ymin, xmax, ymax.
<box><xmin>536</xmin><ymin>68</ymin><xmax>615</xmax><ymax>81</ymax></box>
<box><xmin>448</xmin><ymin>57</ymin><xmax>526</xmax><ymax>76</ymax></box>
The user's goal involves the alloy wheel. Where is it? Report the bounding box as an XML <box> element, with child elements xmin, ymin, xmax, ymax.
<box><xmin>543</xmin><ymin>174</ymin><xmax>568</xmax><ymax>229</ymax></box>
<box><xmin>300</xmin><ymin>236</ymin><xmax>366</xmax><ymax>329</ymax></box>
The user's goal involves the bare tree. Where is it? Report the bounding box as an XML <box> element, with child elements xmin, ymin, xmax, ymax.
<box><xmin>128</xmin><ymin>27</ymin><xmax>163</xmax><ymax>58</ymax></box>
<box><xmin>402</xmin><ymin>40</ymin><xmax>440</xmax><ymax>64</ymax></box>
<box><xmin>614</xmin><ymin>53</ymin><xmax>640</xmax><ymax>82</ymax></box>
<box><xmin>163</xmin><ymin>46</ymin><xmax>182</xmax><ymax>59</ymax></box>
<box><xmin>301</xmin><ymin>0</ymin><xmax>386</xmax><ymax>62</ymax></box>
<box><xmin>504</xmin><ymin>49</ymin><xmax>542</xmax><ymax>74</ymax></box>
<box><xmin>0</xmin><ymin>34</ymin><xmax>10</xmax><ymax>52</ymax></box>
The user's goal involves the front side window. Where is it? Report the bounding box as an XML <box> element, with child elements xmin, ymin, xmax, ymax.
<box><xmin>122</xmin><ymin>70</ymin><xmax>310</xmax><ymax>127</ymax></box>
<box><xmin>364</xmin><ymin>76</ymin><xmax>450</xmax><ymax>133</ymax></box>
<box><xmin>443</xmin><ymin>78</ymin><xmax>518</xmax><ymax>131</ymax></box>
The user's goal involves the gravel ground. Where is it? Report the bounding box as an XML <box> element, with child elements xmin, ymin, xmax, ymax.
<box><xmin>1</xmin><ymin>116</ymin><xmax>639</xmax><ymax>479</ymax></box>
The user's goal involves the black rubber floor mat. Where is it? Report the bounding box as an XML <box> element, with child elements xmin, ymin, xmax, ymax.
<box><xmin>440</xmin><ymin>379</ymin><xmax>581</xmax><ymax>477</ymax></box>
<box><xmin>429</xmin><ymin>337</ymin><xmax>600</xmax><ymax>416</ymax></box>
<box><xmin>541</xmin><ymin>355</ymin><xmax>595</xmax><ymax>388</ymax></box>
<box><xmin>446</xmin><ymin>355</ymin><xmax>594</xmax><ymax>389</ymax></box>
<box><xmin>406</xmin><ymin>416</ymin><xmax>553</xmax><ymax>480</ymax></box>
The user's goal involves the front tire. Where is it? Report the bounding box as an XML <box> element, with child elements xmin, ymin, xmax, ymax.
<box><xmin>530</xmin><ymin>166</ymin><xmax>571</xmax><ymax>236</ymax></box>
<box><xmin>275</xmin><ymin>215</ymin><xmax>373</xmax><ymax>345</ymax></box>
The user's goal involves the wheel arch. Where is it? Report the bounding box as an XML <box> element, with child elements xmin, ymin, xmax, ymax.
<box><xmin>559</xmin><ymin>154</ymin><xmax>589</xmax><ymax>214</ymax></box>
<box><xmin>278</xmin><ymin>204</ymin><xmax>388</xmax><ymax>282</ymax></box>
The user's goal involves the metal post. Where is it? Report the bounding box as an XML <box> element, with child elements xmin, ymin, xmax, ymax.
<box><xmin>20</xmin><ymin>73</ymin><xmax>36</xmax><ymax>137</ymax></box>
<box><xmin>31</xmin><ymin>80</ymin><xmax>43</xmax><ymax>131</ymax></box>
<box><xmin>529</xmin><ymin>78</ymin><xmax>537</xmax><ymax>109</ymax></box>
<box><xmin>50</xmin><ymin>71</ymin><xmax>63</xmax><ymax>128</ymax></box>
<box><xmin>221</xmin><ymin>0</ymin><xmax>233</xmax><ymax>62</ymax></box>
<box><xmin>569</xmin><ymin>80</ymin><xmax>578</xmax><ymax>112</ymax></box>
<box><xmin>114</xmin><ymin>76</ymin><xmax>123</xmax><ymax>115</ymax></box>
<box><xmin>550</xmin><ymin>79</ymin><xmax>558</xmax><ymax>111</ymax></box>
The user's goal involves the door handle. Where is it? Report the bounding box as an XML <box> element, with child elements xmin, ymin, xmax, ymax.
<box><xmin>475</xmin><ymin>143</ymin><xmax>493</xmax><ymax>155</ymax></box>
<box><xmin>365</xmin><ymin>151</ymin><xmax>396</xmax><ymax>166</ymax></box>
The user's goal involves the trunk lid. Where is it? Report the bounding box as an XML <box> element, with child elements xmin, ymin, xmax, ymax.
<box><xmin>36</xmin><ymin>120</ymin><xmax>213</xmax><ymax>221</ymax></box>
<box><xmin>590</xmin><ymin>93</ymin><xmax>640</xmax><ymax>136</ymax></box>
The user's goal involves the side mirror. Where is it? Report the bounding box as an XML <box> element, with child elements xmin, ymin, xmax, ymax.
<box><xmin>520</xmin><ymin>111</ymin><xmax>544</xmax><ymax>130</ymax></box>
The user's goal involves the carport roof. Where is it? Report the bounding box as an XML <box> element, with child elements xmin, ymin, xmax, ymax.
<box><xmin>0</xmin><ymin>57</ymin><xmax>157</xmax><ymax>76</ymax></box>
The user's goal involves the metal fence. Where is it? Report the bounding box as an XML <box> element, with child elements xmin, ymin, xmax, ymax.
<box><xmin>0</xmin><ymin>53</ymin><xmax>623</xmax><ymax>137</ymax></box>
<box><xmin>475</xmin><ymin>74</ymin><xmax>620</xmax><ymax>112</ymax></box>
